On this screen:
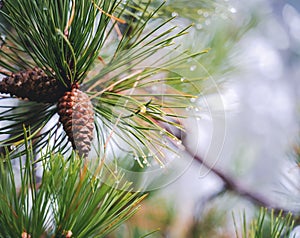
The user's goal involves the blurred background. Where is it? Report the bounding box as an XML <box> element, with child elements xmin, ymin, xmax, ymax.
<box><xmin>108</xmin><ymin>0</ymin><xmax>300</xmax><ymax>237</ymax></box>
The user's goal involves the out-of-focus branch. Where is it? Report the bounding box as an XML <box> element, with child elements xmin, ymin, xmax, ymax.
<box><xmin>183</xmin><ymin>145</ymin><xmax>296</xmax><ymax>214</ymax></box>
<box><xmin>189</xmin><ymin>149</ymin><xmax>275</xmax><ymax>208</ymax></box>
<box><xmin>162</xmin><ymin>120</ymin><xmax>294</xmax><ymax>214</ymax></box>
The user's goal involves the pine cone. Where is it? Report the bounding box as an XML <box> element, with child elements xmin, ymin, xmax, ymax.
<box><xmin>57</xmin><ymin>86</ymin><xmax>94</xmax><ymax>157</ymax></box>
<box><xmin>0</xmin><ymin>67</ymin><xmax>66</xmax><ymax>103</ymax></box>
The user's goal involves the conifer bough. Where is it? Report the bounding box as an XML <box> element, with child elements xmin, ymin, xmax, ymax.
<box><xmin>0</xmin><ymin>68</ymin><xmax>94</xmax><ymax>157</ymax></box>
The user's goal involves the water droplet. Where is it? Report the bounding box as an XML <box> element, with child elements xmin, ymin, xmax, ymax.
<box><xmin>114</xmin><ymin>170</ymin><xmax>118</xmax><ymax>174</ymax></box>
<box><xmin>196</xmin><ymin>24</ymin><xmax>203</xmax><ymax>30</ymax></box>
<box><xmin>203</xmin><ymin>12</ymin><xmax>209</xmax><ymax>18</ymax></box>
<box><xmin>115</xmin><ymin>180</ymin><xmax>120</xmax><ymax>184</ymax></box>
<box><xmin>176</xmin><ymin>140</ymin><xmax>182</xmax><ymax>145</ymax></box>
<box><xmin>180</xmin><ymin>77</ymin><xmax>185</xmax><ymax>82</ymax></box>
<box><xmin>160</xmin><ymin>165</ymin><xmax>165</xmax><ymax>169</ymax></box>
<box><xmin>190</xmin><ymin>65</ymin><xmax>197</xmax><ymax>71</ymax></box>
<box><xmin>172</xmin><ymin>12</ymin><xmax>178</xmax><ymax>17</ymax></box>
<box><xmin>10</xmin><ymin>145</ymin><xmax>16</xmax><ymax>151</ymax></box>
<box><xmin>196</xmin><ymin>117</ymin><xmax>201</xmax><ymax>121</ymax></box>
<box><xmin>197</xmin><ymin>9</ymin><xmax>203</xmax><ymax>15</ymax></box>
<box><xmin>134</xmin><ymin>156</ymin><xmax>138</xmax><ymax>160</ymax></box>
<box><xmin>194</xmin><ymin>107</ymin><xmax>199</xmax><ymax>112</ymax></box>
<box><xmin>229</xmin><ymin>7</ymin><xmax>237</xmax><ymax>13</ymax></box>
<box><xmin>143</xmin><ymin>160</ymin><xmax>147</xmax><ymax>164</ymax></box>
<box><xmin>190</xmin><ymin>98</ymin><xmax>197</xmax><ymax>103</ymax></box>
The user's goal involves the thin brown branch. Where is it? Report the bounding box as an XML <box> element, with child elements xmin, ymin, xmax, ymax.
<box><xmin>161</xmin><ymin>120</ymin><xmax>294</xmax><ymax>214</ymax></box>
<box><xmin>190</xmin><ymin>151</ymin><xmax>275</xmax><ymax>208</ymax></box>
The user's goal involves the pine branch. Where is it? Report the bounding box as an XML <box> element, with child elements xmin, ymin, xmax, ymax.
<box><xmin>191</xmin><ymin>152</ymin><xmax>278</xmax><ymax>209</ymax></box>
<box><xmin>161</xmin><ymin>122</ymin><xmax>297</xmax><ymax>215</ymax></box>
<box><xmin>0</xmin><ymin>0</ymin><xmax>208</xmax><ymax>161</ymax></box>
<box><xmin>233</xmin><ymin>208</ymin><xmax>295</xmax><ymax>238</ymax></box>
<box><xmin>0</xmin><ymin>129</ymin><xmax>145</xmax><ymax>237</ymax></box>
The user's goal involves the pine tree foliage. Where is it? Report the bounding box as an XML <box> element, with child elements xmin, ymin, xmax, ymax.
<box><xmin>0</xmin><ymin>0</ymin><xmax>207</xmax><ymax>162</ymax></box>
<box><xmin>0</xmin><ymin>0</ymin><xmax>209</xmax><ymax>236</ymax></box>
<box><xmin>0</xmin><ymin>130</ymin><xmax>145</xmax><ymax>238</ymax></box>
<box><xmin>233</xmin><ymin>208</ymin><xmax>295</xmax><ymax>238</ymax></box>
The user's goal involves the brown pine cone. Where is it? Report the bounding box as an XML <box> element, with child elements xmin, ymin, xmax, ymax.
<box><xmin>0</xmin><ymin>67</ymin><xmax>66</xmax><ymax>103</ymax></box>
<box><xmin>57</xmin><ymin>85</ymin><xmax>94</xmax><ymax>157</ymax></box>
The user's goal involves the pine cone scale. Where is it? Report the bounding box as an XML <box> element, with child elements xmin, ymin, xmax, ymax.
<box><xmin>57</xmin><ymin>87</ymin><xmax>94</xmax><ymax>157</ymax></box>
<box><xmin>0</xmin><ymin>67</ymin><xmax>65</xmax><ymax>103</ymax></box>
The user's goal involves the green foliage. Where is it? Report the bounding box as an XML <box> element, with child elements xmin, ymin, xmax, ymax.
<box><xmin>0</xmin><ymin>0</ymin><xmax>207</xmax><ymax>163</ymax></box>
<box><xmin>233</xmin><ymin>208</ymin><xmax>295</xmax><ymax>238</ymax></box>
<box><xmin>0</xmin><ymin>130</ymin><xmax>145</xmax><ymax>238</ymax></box>
<box><xmin>107</xmin><ymin>197</ymin><xmax>175</xmax><ymax>238</ymax></box>
<box><xmin>0</xmin><ymin>0</ymin><xmax>124</xmax><ymax>86</ymax></box>
<box><xmin>186</xmin><ymin>207</ymin><xmax>229</xmax><ymax>238</ymax></box>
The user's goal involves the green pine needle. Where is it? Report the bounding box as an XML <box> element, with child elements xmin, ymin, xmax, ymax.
<box><xmin>233</xmin><ymin>208</ymin><xmax>295</xmax><ymax>238</ymax></box>
<box><xmin>0</xmin><ymin>0</ymin><xmax>208</xmax><ymax>165</ymax></box>
<box><xmin>0</xmin><ymin>129</ymin><xmax>145</xmax><ymax>237</ymax></box>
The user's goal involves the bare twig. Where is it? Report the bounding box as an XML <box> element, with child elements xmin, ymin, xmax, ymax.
<box><xmin>161</xmin><ymin>120</ymin><xmax>294</xmax><ymax>213</ymax></box>
<box><xmin>191</xmin><ymin>151</ymin><xmax>275</xmax><ymax>208</ymax></box>
<box><xmin>183</xmin><ymin>144</ymin><xmax>297</xmax><ymax>215</ymax></box>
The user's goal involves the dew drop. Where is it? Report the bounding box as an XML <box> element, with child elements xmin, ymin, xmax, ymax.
<box><xmin>190</xmin><ymin>98</ymin><xmax>197</xmax><ymax>103</ymax></box>
<box><xmin>180</xmin><ymin>77</ymin><xmax>186</xmax><ymax>82</ymax></box>
<box><xmin>197</xmin><ymin>9</ymin><xmax>203</xmax><ymax>15</ymax></box>
<box><xmin>196</xmin><ymin>24</ymin><xmax>203</xmax><ymax>30</ymax></box>
<box><xmin>115</xmin><ymin>180</ymin><xmax>120</xmax><ymax>184</ymax></box>
<box><xmin>203</xmin><ymin>12</ymin><xmax>209</xmax><ymax>18</ymax></box>
<box><xmin>10</xmin><ymin>145</ymin><xmax>16</xmax><ymax>151</ymax></box>
<box><xmin>229</xmin><ymin>7</ymin><xmax>237</xmax><ymax>13</ymax></box>
<box><xmin>176</xmin><ymin>140</ymin><xmax>182</xmax><ymax>145</ymax></box>
<box><xmin>190</xmin><ymin>65</ymin><xmax>197</xmax><ymax>71</ymax></box>
<box><xmin>160</xmin><ymin>165</ymin><xmax>165</xmax><ymax>169</ymax></box>
<box><xmin>172</xmin><ymin>12</ymin><xmax>178</xmax><ymax>17</ymax></box>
